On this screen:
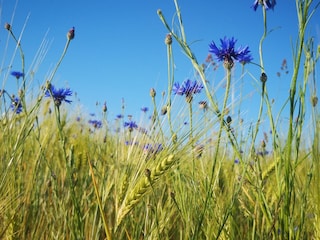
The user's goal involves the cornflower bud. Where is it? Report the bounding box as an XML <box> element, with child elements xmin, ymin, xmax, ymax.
<box><xmin>5</xmin><ymin>23</ymin><xmax>11</xmax><ymax>31</ymax></box>
<box><xmin>150</xmin><ymin>88</ymin><xmax>156</xmax><ymax>98</ymax></box>
<box><xmin>103</xmin><ymin>101</ymin><xmax>107</xmax><ymax>112</ymax></box>
<box><xmin>67</xmin><ymin>27</ymin><xmax>75</xmax><ymax>40</ymax></box>
<box><xmin>260</xmin><ymin>72</ymin><xmax>267</xmax><ymax>83</ymax></box>
<box><xmin>311</xmin><ymin>95</ymin><xmax>318</xmax><ymax>107</ymax></box>
<box><xmin>165</xmin><ymin>33</ymin><xmax>172</xmax><ymax>45</ymax></box>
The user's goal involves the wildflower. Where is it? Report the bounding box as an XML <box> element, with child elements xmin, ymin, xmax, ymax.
<box><xmin>10</xmin><ymin>71</ymin><xmax>24</xmax><ymax>79</ymax></box>
<box><xmin>234</xmin><ymin>159</ymin><xmax>240</xmax><ymax>164</ymax></box>
<box><xmin>172</xmin><ymin>79</ymin><xmax>203</xmax><ymax>99</ymax></box>
<box><xmin>141</xmin><ymin>107</ymin><xmax>148</xmax><ymax>113</ymax></box>
<box><xmin>10</xmin><ymin>97</ymin><xmax>23</xmax><ymax>114</ymax></box>
<box><xmin>124</xmin><ymin>121</ymin><xmax>138</xmax><ymax>132</ymax></box>
<box><xmin>252</xmin><ymin>0</ymin><xmax>276</xmax><ymax>11</ymax></box>
<box><xmin>88</xmin><ymin>119</ymin><xmax>102</xmax><ymax>129</ymax></box>
<box><xmin>116</xmin><ymin>114</ymin><xmax>124</xmax><ymax>119</ymax></box>
<box><xmin>143</xmin><ymin>143</ymin><xmax>163</xmax><ymax>157</ymax></box>
<box><xmin>45</xmin><ymin>84</ymin><xmax>72</xmax><ymax>107</ymax></box>
<box><xmin>67</xmin><ymin>27</ymin><xmax>75</xmax><ymax>40</ymax></box>
<box><xmin>209</xmin><ymin>37</ymin><xmax>252</xmax><ymax>69</ymax></box>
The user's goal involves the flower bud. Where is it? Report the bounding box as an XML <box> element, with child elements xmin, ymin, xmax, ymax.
<box><xmin>103</xmin><ymin>101</ymin><xmax>107</xmax><ymax>113</ymax></box>
<box><xmin>165</xmin><ymin>33</ymin><xmax>172</xmax><ymax>45</ymax></box>
<box><xmin>4</xmin><ymin>23</ymin><xmax>11</xmax><ymax>31</ymax></box>
<box><xmin>67</xmin><ymin>27</ymin><xmax>75</xmax><ymax>40</ymax></box>
<box><xmin>150</xmin><ymin>88</ymin><xmax>156</xmax><ymax>98</ymax></box>
<box><xmin>260</xmin><ymin>72</ymin><xmax>267</xmax><ymax>83</ymax></box>
<box><xmin>311</xmin><ymin>95</ymin><xmax>318</xmax><ymax>107</ymax></box>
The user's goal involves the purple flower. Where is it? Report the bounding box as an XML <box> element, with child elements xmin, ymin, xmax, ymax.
<box><xmin>116</xmin><ymin>114</ymin><xmax>124</xmax><ymax>119</ymax></box>
<box><xmin>124</xmin><ymin>121</ymin><xmax>138</xmax><ymax>131</ymax></box>
<box><xmin>172</xmin><ymin>79</ymin><xmax>203</xmax><ymax>97</ymax></box>
<box><xmin>10</xmin><ymin>97</ymin><xmax>23</xmax><ymax>114</ymax></box>
<box><xmin>141</xmin><ymin>107</ymin><xmax>149</xmax><ymax>113</ymax></box>
<box><xmin>209</xmin><ymin>37</ymin><xmax>252</xmax><ymax>68</ymax></box>
<box><xmin>11</xmin><ymin>71</ymin><xmax>24</xmax><ymax>79</ymax></box>
<box><xmin>252</xmin><ymin>0</ymin><xmax>276</xmax><ymax>11</ymax></box>
<box><xmin>45</xmin><ymin>84</ymin><xmax>72</xmax><ymax>106</ymax></box>
<box><xmin>89</xmin><ymin>119</ymin><xmax>102</xmax><ymax>129</ymax></box>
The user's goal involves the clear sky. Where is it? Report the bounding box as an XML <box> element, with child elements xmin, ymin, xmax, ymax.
<box><xmin>1</xmin><ymin>0</ymin><xmax>319</xmax><ymax>134</ymax></box>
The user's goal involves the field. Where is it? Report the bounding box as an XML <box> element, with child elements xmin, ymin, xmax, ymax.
<box><xmin>1</xmin><ymin>0</ymin><xmax>320</xmax><ymax>239</ymax></box>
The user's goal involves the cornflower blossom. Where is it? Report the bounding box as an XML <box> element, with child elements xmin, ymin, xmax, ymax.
<box><xmin>88</xmin><ymin>119</ymin><xmax>102</xmax><ymax>129</ymax></box>
<box><xmin>252</xmin><ymin>0</ymin><xmax>276</xmax><ymax>11</ymax></box>
<box><xmin>116</xmin><ymin>114</ymin><xmax>124</xmax><ymax>119</ymax></box>
<box><xmin>172</xmin><ymin>79</ymin><xmax>203</xmax><ymax>100</ymax></box>
<box><xmin>124</xmin><ymin>121</ymin><xmax>138</xmax><ymax>132</ymax></box>
<box><xmin>10</xmin><ymin>71</ymin><xmax>24</xmax><ymax>79</ymax></box>
<box><xmin>10</xmin><ymin>97</ymin><xmax>23</xmax><ymax>114</ymax></box>
<box><xmin>209</xmin><ymin>37</ymin><xmax>252</xmax><ymax>69</ymax></box>
<box><xmin>143</xmin><ymin>143</ymin><xmax>163</xmax><ymax>158</ymax></box>
<box><xmin>45</xmin><ymin>84</ymin><xmax>72</xmax><ymax>107</ymax></box>
<box><xmin>141</xmin><ymin>107</ymin><xmax>149</xmax><ymax>113</ymax></box>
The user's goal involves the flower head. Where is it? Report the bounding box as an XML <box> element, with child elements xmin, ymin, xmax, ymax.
<box><xmin>88</xmin><ymin>119</ymin><xmax>102</xmax><ymax>129</ymax></box>
<box><xmin>10</xmin><ymin>97</ymin><xmax>23</xmax><ymax>114</ymax></box>
<box><xmin>172</xmin><ymin>79</ymin><xmax>203</xmax><ymax>98</ymax></box>
<box><xmin>209</xmin><ymin>37</ymin><xmax>252</xmax><ymax>69</ymax></box>
<box><xmin>11</xmin><ymin>71</ymin><xmax>24</xmax><ymax>79</ymax></box>
<box><xmin>45</xmin><ymin>84</ymin><xmax>72</xmax><ymax>107</ymax></box>
<box><xmin>116</xmin><ymin>114</ymin><xmax>124</xmax><ymax>119</ymax></box>
<box><xmin>252</xmin><ymin>0</ymin><xmax>276</xmax><ymax>11</ymax></box>
<box><xmin>141</xmin><ymin>107</ymin><xmax>149</xmax><ymax>113</ymax></box>
<box><xmin>124</xmin><ymin>121</ymin><xmax>138</xmax><ymax>132</ymax></box>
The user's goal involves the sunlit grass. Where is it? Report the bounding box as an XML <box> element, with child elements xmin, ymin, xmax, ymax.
<box><xmin>1</xmin><ymin>0</ymin><xmax>320</xmax><ymax>239</ymax></box>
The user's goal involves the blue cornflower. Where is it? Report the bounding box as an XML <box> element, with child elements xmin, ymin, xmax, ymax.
<box><xmin>172</xmin><ymin>79</ymin><xmax>203</xmax><ymax>98</ymax></box>
<box><xmin>116</xmin><ymin>114</ymin><xmax>124</xmax><ymax>119</ymax></box>
<box><xmin>141</xmin><ymin>107</ymin><xmax>149</xmax><ymax>113</ymax></box>
<box><xmin>45</xmin><ymin>84</ymin><xmax>72</xmax><ymax>106</ymax></box>
<box><xmin>11</xmin><ymin>71</ymin><xmax>24</xmax><ymax>79</ymax></box>
<box><xmin>124</xmin><ymin>121</ymin><xmax>138</xmax><ymax>131</ymax></box>
<box><xmin>209</xmin><ymin>37</ymin><xmax>252</xmax><ymax>69</ymax></box>
<box><xmin>10</xmin><ymin>97</ymin><xmax>23</xmax><ymax>114</ymax></box>
<box><xmin>88</xmin><ymin>119</ymin><xmax>102</xmax><ymax>129</ymax></box>
<box><xmin>252</xmin><ymin>0</ymin><xmax>276</xmax><ymax>11</ymax></box>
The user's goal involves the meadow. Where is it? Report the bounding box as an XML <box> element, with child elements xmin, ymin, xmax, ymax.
<box><xmin>1</xmin><ymin>0</ymin><xmax>320</xmax><ymax>239</ymax></box>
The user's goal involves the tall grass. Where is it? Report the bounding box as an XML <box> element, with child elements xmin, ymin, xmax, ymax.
<box><xmin>0</xmin><ymin>0</ymin><xmax>319</xmax><ymax>239</ymax></box>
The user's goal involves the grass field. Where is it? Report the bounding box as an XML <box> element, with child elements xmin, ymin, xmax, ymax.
<box><xmin>1</xmin><ymin>0</ymin><xmax>320</xmax><ymax>239</ymax></box>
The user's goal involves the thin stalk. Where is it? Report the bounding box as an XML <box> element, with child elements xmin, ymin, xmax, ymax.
<box><xmin>193</xmin><ymin>67</ymin><xmax>231</xmax><ymax>239</ymax></box>
<box><xmin>88</xmin><ymin>157</ymin><xmax>112</xmax><ymax>240</ymax></box>
<box><xmin>166</xmin><ymin>41</ymin><xmax>175</xmax><ymax>136</ymax></box>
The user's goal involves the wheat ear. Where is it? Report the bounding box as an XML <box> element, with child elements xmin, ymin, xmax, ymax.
<box><xmin>116</xmin><ymin>154</ymin><xmax>176</xmax><ymax>227</ymax></box>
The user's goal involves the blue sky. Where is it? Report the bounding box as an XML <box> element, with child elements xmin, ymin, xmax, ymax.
<box><xmin>1</xmin><ymin>0</ymin><xmax>319</xmax><ymax>133</ymax></box>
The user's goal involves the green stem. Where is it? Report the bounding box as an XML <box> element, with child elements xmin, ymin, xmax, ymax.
<box><xmin>193</xmin><ymin>67</ymin><xmax>231</xmax><ymax>239</ymax></box>
<box><xmin>166</xmin><ymin>43</ymin><xmax>175</xmax><ymax>137</ymax></box>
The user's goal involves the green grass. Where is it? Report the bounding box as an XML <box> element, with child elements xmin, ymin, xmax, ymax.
<box><xmin>1</xmin><ymin>0</ymin><xmax>320</xmax><ymax>239</ymax></box>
